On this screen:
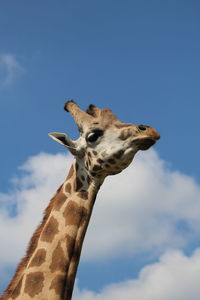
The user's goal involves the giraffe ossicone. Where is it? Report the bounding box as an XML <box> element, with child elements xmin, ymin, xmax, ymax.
<box><xmin>1</xmin><ymin>101</ymin><xmax>160</xmax><ymax>300</ymax></box>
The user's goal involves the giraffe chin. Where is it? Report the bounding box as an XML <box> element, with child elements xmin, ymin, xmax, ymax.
<box><xmin>134</xmin><ymin>138</ymin><xmax>156</xmax><ymax>150</ymax></box>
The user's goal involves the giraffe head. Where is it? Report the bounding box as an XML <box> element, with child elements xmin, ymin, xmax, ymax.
<box><xmin>49</xmin><ymin>101</ymin><xmax>160</xmax><ymax>180</ymax></box>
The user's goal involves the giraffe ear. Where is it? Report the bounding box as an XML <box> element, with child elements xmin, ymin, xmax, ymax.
<box><xmin>48</xmin><ymin>132</ymin><xmax>77</xmax><ymax>156</ymax></box>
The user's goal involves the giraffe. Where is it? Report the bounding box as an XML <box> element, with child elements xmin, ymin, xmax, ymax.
<box><xmin>1</xmin><ymin>101</ymin><xmax>160</xmax><ymax>300</ymax></box>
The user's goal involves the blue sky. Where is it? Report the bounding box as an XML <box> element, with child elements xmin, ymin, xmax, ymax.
<box><xmin>0</xmin><ymin>1</ymin><xmax>200</xmax><ymax>298</ymax></box>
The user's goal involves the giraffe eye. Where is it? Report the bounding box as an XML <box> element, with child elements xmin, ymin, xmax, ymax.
<box><xmin>86</xmin><ymin>129</ymin><xmax>103</xmax><ymax>143</ymax></box>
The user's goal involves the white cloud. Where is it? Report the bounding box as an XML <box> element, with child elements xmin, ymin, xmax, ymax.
<box><xmin>0</xmin><ymin>53</ymin><xmax>24</xmax><ymax>86</ymax></box>
<box><xmin>0</xmin><ymin>149</ymin><xmax>200</xmax><ymax>292</ymax></box>
<box><xmin>74</xmin><ymin>249</ymin><xmax>200</xmax><ymax>300</ymax></box>
<box><xmin>82</xmin><ymin>149</ymin><xmax>200</xmax><ymax>260</ymax></box>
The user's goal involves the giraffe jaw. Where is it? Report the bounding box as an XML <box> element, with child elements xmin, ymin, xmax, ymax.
<box><xmin>133</xmin><ymin>138</ymin><xmax>156</xmax><ymax>150</ymax></box>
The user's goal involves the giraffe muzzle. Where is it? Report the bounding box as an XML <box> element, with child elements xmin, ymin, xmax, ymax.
<box><xmin>132</xmin><ymin>125</ymin><xmax>160</xmax><ymax>150</ymax></box>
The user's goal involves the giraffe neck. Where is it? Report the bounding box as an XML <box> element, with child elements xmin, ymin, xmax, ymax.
<box><xmin>2</xmin><ymin>158</ymin><xmax>102</xmax><ymax>300</ymax></box>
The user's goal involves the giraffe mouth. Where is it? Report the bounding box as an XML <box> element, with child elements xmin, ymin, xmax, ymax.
<box><xmin>133</xmin><ymin>138</ymin><xmax>156</xmax><ymax>150</ymax></box>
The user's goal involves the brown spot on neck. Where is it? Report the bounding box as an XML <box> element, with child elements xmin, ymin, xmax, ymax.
<box><xmin>50</xmin><ymin>274</ymin><xmax>65</xmax><ymax>297</ymax></box>
<box><xmin>54</xmin><ymin>191</ymin><xmax>67</xmax><ymax>211</ymax></box>
<box><xmin>41</xmin><ymin>216</ymin><xmax>59</xmax><ymax>243</ymax></box>
<box><xmin>63</xmin><ymin>201</ymin><xmax>88</xmax><ymax>227</ymax></box>
<box><xmin>24</xmin><ymin>272</ymin><xmax>44</xmax><ymax>297</ymax></box>
<box><xmin>50</xmin><ymin>242</ymin><xmax>67</xmax><ymax>273</ymax></box>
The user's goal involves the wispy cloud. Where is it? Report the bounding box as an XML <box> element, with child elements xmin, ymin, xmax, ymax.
<box><xmin>0</xmin><ymin>53</ymin><xmax>24</xmax><ymax>86</ymax></box>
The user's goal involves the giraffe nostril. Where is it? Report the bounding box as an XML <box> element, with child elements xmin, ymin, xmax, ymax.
<box><xmin>138</xmin><ymin>125</ymin><xmax>146</xmax><ymax>131</ymax></box>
